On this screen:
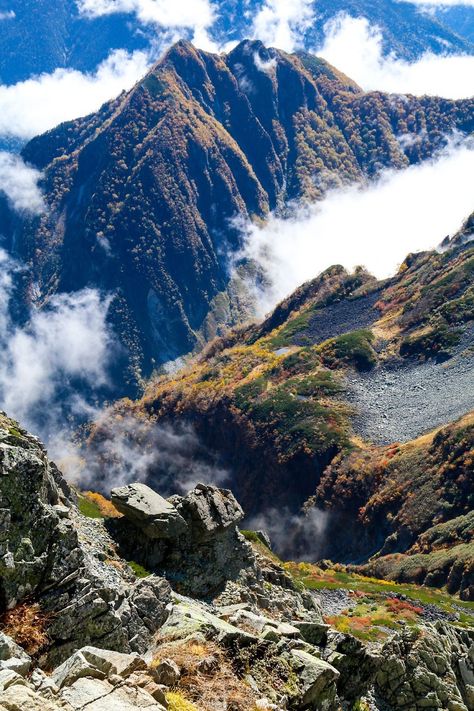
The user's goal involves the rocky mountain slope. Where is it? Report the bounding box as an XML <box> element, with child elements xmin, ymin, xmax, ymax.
<box><xmin>5</xmin><ymin>41</ymin><xmax>474</xmax><ymax>389</ymax></box>
<box><xmin>0</xmin><ymin>411</ymin><xmax>473</xmax><ymax>710</ymax></box>
<box><xmin>97</xmin><ymin>232</ymin><xmax>474</xmax><ymax>597</ymax></box>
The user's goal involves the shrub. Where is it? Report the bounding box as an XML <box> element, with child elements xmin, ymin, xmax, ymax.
<box><xmin>0</xmin><ymin>602</ymin><xmax>50</xmax><ymax>656</ymax></box>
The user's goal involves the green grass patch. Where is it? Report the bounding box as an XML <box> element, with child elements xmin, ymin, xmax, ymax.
<box><xmin>78</xmin><ymin>494</ymin><xmax>103</xmax><ymax>519</ymax></box>
<box><xmin>128</xmin><ymin>560</ymin><xmax>151</xmax><ymax>578</ymax></box>
<box><xmin>317</xmin><ymin>330</ymin><xmax>376</xmax><ymax>371</ymax></box>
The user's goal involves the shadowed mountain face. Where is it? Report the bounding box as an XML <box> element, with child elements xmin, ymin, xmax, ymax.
<box><xmin>7</xmin><ymin>40</ymin><xmax>474</xmax><ymax>388</ymax></box>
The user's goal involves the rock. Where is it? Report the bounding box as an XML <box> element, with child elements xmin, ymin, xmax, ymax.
<box><xmin>52</xmin><ymin>646</ymin><xmax>148</xmax><ymax>688</ymax></box>
<box><xmin>111</xmin><ymin>484</ymin><xmax>187</xmax><ymax>539</ymax></box>
<box><xmin>290</xmin><ymin>649</ymin><xmax>340</xmax><ymax>710</ymax></box>
<box><xmin>291</xmin><ymin>621</ymin><xmax>330</xmax><ymax>646</ymax></box>
<box><xmin>52</xmin><ymin>649</ymin><xmax>110</xmax><ymax>689</ymax></box>
<box><xmin>376</xmin><ymin>623</ymin><xmax>474</xmax><ymax>710</ymax></box>
<box><xmin>60</xmin><ymin>676</ymin><xmax>166</xmax><ymax>710</ymax></box>
<box><xmin>0</xmin><ymin>632</ymin><xmax>31</xmax><ymax>675</ymax></box>
<box><xmin>0</xmin><ymin>685</ymin><xmax>67</xmax><ymax>710</ymax></box>
<box><xmin>254</xmin><ymin>530</ymin><xmax>272</xmax><ymax>549</ymax></box>
<box><xmin>175</xmin><ymin>484</ymin><xmax>244</xmax><ymax>542</ymax></box>
<box><xmin>151</xmin><ymin>659</ymin><xmax>180</xmax><ymax>686</ymax></box>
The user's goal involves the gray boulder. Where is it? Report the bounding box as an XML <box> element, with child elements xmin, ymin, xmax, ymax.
<box><xmin>175</xmin><ymin>483</ymin><xmax>244</xmax><ymax>542</ymax></box>
<box><xmin>0</xmin><ymin>632</ymin><xmax>31</xmax><ymax>675</ymax></box>
<box><xmin>290</xmin><ymin>649</ymin><xmax>340</xmax><ymax>710</ymax></box>
<box><xmin>111</xmin><ymin>484</ymin><xmax>187</xmax><ymax>539</ymax></box>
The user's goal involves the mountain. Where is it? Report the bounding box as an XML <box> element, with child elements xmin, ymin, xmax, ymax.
<box><xmin>7</xmin><ymin>40</ymin><xmax>474</xmax><ymax>390</ymax></box>
<box><xmin>0</xmin><ymin>0</ymin><xmax>150</xmax><ymax>85</ymax></box>
<box><xmin>102</xmin><ymin>229</ymin><xmax>474</xmax><ymax>598</ymax></box>
<box><xmin>0</xmin><ymin>0</ymin><xmax>473</xmax><ymax>87</ymax></box>
<box><xmin>1</xmin><ymin>411</ymin><xmax>473</xmax><ymax>711</ymax></box>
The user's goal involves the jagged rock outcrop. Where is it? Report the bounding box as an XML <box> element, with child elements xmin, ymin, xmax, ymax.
<box><xmin>109</xmin><ymin>482</ymin><xmax>254</xmax><ymax>597</ymax></box>
<box><xmin>376</xmin><ymin>622</ymin><xmax>474</xmax><ymax>710</ymax></box>
<box><xmin>0</xmin><ymin>413</ymin><xmax>171</xmax><ymax>666</ymax></box>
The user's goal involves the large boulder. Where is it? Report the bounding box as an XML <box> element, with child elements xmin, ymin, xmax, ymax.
<box><xmin>174</xmin><ymin>483</ymin><xmax>244</xmax><ymax>542</ymax></box>
<box><xmin>110</xmin><ymin>482</ymin><xmax>253</xmax><ymax>598</ymax></box>
<box><xmin>376</xmin><ymin>622</ymin><xmax>474</xmax><ymax>710</ymax></box>
<box><xmin>111</xmin><ymin>484</ymin><xmax>187</xmax><ymax>539</ymax></box>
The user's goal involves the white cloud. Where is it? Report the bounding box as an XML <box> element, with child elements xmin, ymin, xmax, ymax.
<box><xmin>251</xmin><ymin>0</ymin><xmax>314</xmax><ymax>52</ymax></box>
<box><xmin>398</xmin><ymin>0</ymin><xmax>474</xmax><ymax>5</ymax></box>
<box><xmin>0</xmin><ymin>272</ymin><xmax>115</xmax><ymax>441</ymax></box>
<box><xmin>0</xmin><ymin>152</ymin><xmax>45</xmax><ymax>214</ymax></box>
<box><xmin>318</xmin><ymin>14</ymin><xmax>474</xmax><ymax>99</ymax></box>
<box><xmin>0</xmin><ymin>10</ymin><xmax>15</xmax><ymax>19</ymax></box>
<box><xmin>72</xmin><ymin>411</ymin><xmax>229</xmax><ymax>494</ymax></box>
<box><xmin>77</xmin><ymin>0</ymin><xmax>217</xmax><ymax>50</ymax></box>
<box><xmin>0</xmin><ymin>48</ymin><xmax>151</xmax><ymax>140</ymax></box>
<box><xmin>236</xmin><ymin>140</ymin><xmax>474</xmax><ymax>315</ymax></box>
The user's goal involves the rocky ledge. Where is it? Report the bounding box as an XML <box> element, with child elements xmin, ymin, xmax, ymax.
<box><xmin>0</xmin><ymin>413</ymin><xmax>473</xmax><ymax>710</ymax></box>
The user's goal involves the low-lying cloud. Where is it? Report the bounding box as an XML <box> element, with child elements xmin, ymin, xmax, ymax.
<box><xmin>235</xmin><ymin>139</ymin><xmax>474</xmax><ymax>315</ymax></box>
<box><xmin>250</xmin><ymin>0</ymin><xmax>314</xmax><ymax>52</ymax></box>
<box><xmin>0</xmin><ymin>48</ymin><xmax>150</xmax><ymax>140</ymax></box>
<box><xmin>0</xmin><ymin>152</ymin><xmax>45</xmax><ymax>214</ymax></box>
<box><xmin>0</xmin><ymin>255</ymin><xmax>115</xmax><ymax>443</ymax></box>
<box><xmin>318</xmin><ymin>14</ymin><xmax>474</xmax><ymax>98</ymax></box>
<box><xmin>72</xmin><ymin>411</ymin><xmax>229</xmax><ymax>496</ymax></box>
<box><xmin>246</xmin><ymin>507</ymin><xmax>330</xmax><ymax>560</ymax></box>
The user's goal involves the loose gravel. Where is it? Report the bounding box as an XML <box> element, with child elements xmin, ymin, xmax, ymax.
<box><xmin>345</xmin><ymin>330</ymin><xmax>474</xmax><ymax>445</ymax></box>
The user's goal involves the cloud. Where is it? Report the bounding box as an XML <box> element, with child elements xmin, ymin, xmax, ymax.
<box><xmin>235</xmin><ymin>139</ymin><xmax>474</xmax><ymax>315</ymax></box>
<box><xmin>250</xmin><ymin>0</ymin><xmax>314</xmax><ymax>52</ymax></box>
<box><xmin>0</xmin><ymin>48</ymin><xmax>151</xmax><ymax>140</ymax></box>
<box><xmin>0</xmin><ymin>264</ymin><xmax>115</xmax><ymax>443</ymax></box>
<box><xmin>68</xmin><ymin>411</ymin><xmax>229</xmax><ymax>496</ymax></box>
<box><xmin>0</xmin><ymin>152</ymin><xmax>45</xmax><ymax>214</ymax></box>
<box><xmin>246</xmin><ymin>507</ymin><xmax>330</xmax><ymax>560</ymax></box>
<box><xmin>318</xmin><ymin>14</ymin><xmax>474</xmax><ymax>98</ymax></box>
<box><xmin>398</xmin><ymin>0</ymin><xmax>474</xmax><ymax>5</ymax></box>
<box><xmin>0</xmin><ymin>10</ymin><xmax>15</xmax><ymax>19</ymax></box>
<box><xmin>76</xmin><ymin>0</ymin><xmax>217</xmax><ymax>50</ymax></box>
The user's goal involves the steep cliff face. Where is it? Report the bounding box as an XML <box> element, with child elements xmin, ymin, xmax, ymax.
<box><xmin>10</xmin><ymin>40</ymin><xmax>474</xmax><ymax>387</ymax></box>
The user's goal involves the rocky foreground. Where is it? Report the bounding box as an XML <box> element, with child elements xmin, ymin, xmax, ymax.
<box><xmin>0</xmin><ymin>413</ymin><xmax>473</xmax><ymax>710</ymax></box>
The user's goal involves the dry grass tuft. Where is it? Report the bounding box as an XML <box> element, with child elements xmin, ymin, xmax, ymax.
<box><xmin>153</xmin><ymin>639</ymin><xmax>258</xmax><ymax>711</ymax></box>
<box><xmin>0</xmin><ymin>602</ymin><xmax>50</xmax><ymax>655</ymax></box>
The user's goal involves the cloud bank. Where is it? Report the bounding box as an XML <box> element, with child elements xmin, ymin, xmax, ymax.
<box><xmin>0</xmin><ymin>152</ymin><xmax>45</xmax><ymax>214</ymax></box>
<box><xmin>318</xmin><ymin>14</ymin><xmax>474</xmax><ymax>98</ymax></box>
<box><xmin>0</xmin><ymin>48</ymin><xmax>150</xmax><ymax>140</ymax></box>
<box><xmin>236</xmin><ymin>140</ymin><xmax>474</xmax><ymax>315</ymax></box>
<box><xmin>77</xmin><ymin>0</ymin><xmax>217</xmax><ymax>49</ymax></box>
<box><xmin>399</xmin><ymin>0</ymin><xmax>474</xmax><ymax>5</ymax></box>
<box><xmin>251</xmin><ymin>0</ymin><xmax>314</xmax><ymax>52</ymax></box>
<box><xmin>74</xmin><ymin>412</ymin><xmax>229</xmax><ymax>495</ymax></box>
<box><xmin>0</xmin><ymin>259</ymin><xmax>115</xmax><ymax>444</ymax></box>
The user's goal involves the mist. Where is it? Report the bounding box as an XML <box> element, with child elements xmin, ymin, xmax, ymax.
<box><xmin>246</xmin><ymin>507</ymin><xmax>330</xmax><ymax>561</ymax></box>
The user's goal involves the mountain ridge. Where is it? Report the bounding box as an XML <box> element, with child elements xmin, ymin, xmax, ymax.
<box><xmin>5</xmin><ymin>39</ymin><xmax>474</xmax><ymax>391</ymax></box>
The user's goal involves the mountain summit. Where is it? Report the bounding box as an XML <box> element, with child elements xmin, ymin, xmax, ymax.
<box><xmin>5</xmin><ymin>40</ymin><xmax>474</xmax><ymax>389</ymax></box>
